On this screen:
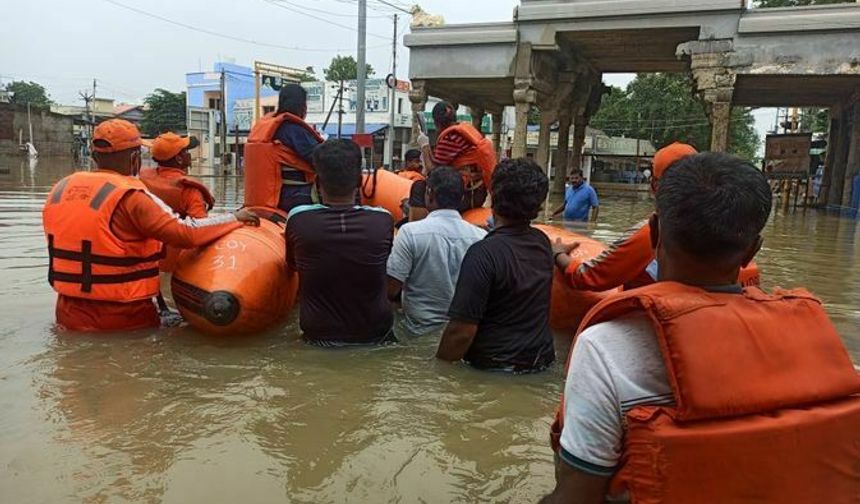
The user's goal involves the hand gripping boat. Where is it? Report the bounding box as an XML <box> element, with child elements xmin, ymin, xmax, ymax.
<box><xmin>170</xmin><ymin>208</ymin><xmax>299</xmax><ymax>335</ymax></box>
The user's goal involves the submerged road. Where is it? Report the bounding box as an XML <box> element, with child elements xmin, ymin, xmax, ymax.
<box><xmin>1</xmin><ymin>156</ymin><xmax>857</xmax><ymax>503</ymax></box>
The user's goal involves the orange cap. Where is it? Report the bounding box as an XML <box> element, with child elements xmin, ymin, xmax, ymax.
<box><xmin>92</xmin><ymin>119</ymin><xmax>142</xmax><ymax>153</ymax></box>
<box><xmin>150</xmin><ymin>132</ymin><xmax>199</xmax><ymax>162</ymax></box>
<box><xmin>652</xmin><ymin>142</ymin><xmax>698</xmax><ymax>180</ymax></box>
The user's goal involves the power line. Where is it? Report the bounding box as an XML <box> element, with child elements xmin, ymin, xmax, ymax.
<box><xmin>101</xmin><ymin>0</ymin><xmax>371</xmax><ymax>52</ymax></box>
<box><xmin>372</xmin><ymin>0</ymin><xmax>412</xmax><ymax>15</ymax></box>
<box><xmin>266</xmin><ymin>0</ymin><xmax>390</xmax><ymax>18</ymax></box>
<box><xmin>260</xmin><ymin>0</ymin><xmax>389</xmax><ymax>39</ymax></box>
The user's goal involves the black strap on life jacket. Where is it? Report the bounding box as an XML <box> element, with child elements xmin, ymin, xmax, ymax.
<box><xmin>361</xmin><ymin>167</ymin><xmax>379</xmax><ymax>201</ymax></box>
<box><xmin>47</xmin><ymin>234</ymin><xmax>164</xmax><ymax>293</ymax></box>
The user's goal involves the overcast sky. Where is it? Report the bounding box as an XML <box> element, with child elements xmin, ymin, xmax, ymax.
<box><xmin>1</xmin><ymin>0</ymin><xmax>773</xmax><ymax>148</ymax></box>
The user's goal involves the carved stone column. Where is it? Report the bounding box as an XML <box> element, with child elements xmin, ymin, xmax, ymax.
<box><xmin>536</xmin><ymin>110</ymin><xmax>556</xmax><ymax>172</ymax></box>
<box><xmin>690</xmin><ymin>51</ymin><xmax>736</xmax><ymax>152</ymax></box>
<box><xmin>553</xmin><ymin>109</ymin><xmax>572</xmax><ymax>193</ymax></box>
<box><xmin>491</xmin><ymin>112</ymin><xmax>504</xmax><ymax>157</ymax></box>
<box><xmin>409</xmin><ymin>80</ymin><xmax>427</xmax><ymax>145</ymax></box>
<box><xmin>841</xmin><ymin>90</ymin><xmax>860</xmax><ymax>207</ymax></box>
<box><xmin>512</xmin><ymin>82</ymin><xmax>536</xmax><ymax>159</ymax></box>
<box><xmin>827</xmin><ymin>104</ymin><xmax>849</xmax><ymax>207</ymax></box>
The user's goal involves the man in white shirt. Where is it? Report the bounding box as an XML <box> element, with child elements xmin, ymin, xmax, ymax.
<box><xmin>387</xmin><ymin>166</ymin><xmax>486</xmax><ymax>335</ymax></box>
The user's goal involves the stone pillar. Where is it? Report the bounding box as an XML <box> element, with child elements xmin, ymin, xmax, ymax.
<box><xmin>841</xmin><ymin>93</ymin><xmax>860</xmax><ymax>207</ymax></box>
<box><xmin>408</xmin><ymin>80</ymin><xmax>427</xmax><ymax>145</ymax></box>
<box><xmin>819</xmin><ymin>111</ymin><xmax>840</xmax><ymax>206</ymax></box>
<box><xmin>571</xmin><ymin>113</ymin><xmax>587</xmax><ymax>173</ymax></box>
<box><xmin>512</xmin><ymin>84</ymin><xmax>535</xmax><ymax>159</ymax></box>
<box><xmin>470</xmin><ymin>107</ymin><xmax>485</xmax><ymax>132</ymax></box>
<box><xmin>552</xmin><ymin>110</ymin><xmax>572</xmax><ymax>194</ymax></box>
<box><xmin>492</xmin><ymin>112</ymin><xmax>503</xmax><ymax>157</ymax></box>
<box><xmin>690</xmin><ymin>52</ymin><xmax>736</xmax><ymax>152</ymax></box>
<box><xmin>535</xmin><ymin>110</ymin><xmax>555</xmax><ymax>172</ymax></box>
<box><xmin>827</xmin><ymin>105</ymin><xmax>849</xmax><ymax>207</ymax></box>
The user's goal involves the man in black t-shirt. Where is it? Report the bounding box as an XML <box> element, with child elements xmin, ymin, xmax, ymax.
<box><xmin>286</xmin><ymin>139</ymin><xmax>395</xmax><ymax>346</ymax></box>
<box><xmin>437</xmin><ymin>158</ymin><xmax>555</xmax><ymax>373</ymax></box>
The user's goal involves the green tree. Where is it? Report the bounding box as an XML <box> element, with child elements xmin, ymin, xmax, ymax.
<box><xmin>591</xmin><ymin>73</ymin><xmax>759</xmax><ymax>161</ymax></box>
<box><xmin>323</xmin><ymin>55</ymin><xmax>375</xmax><ymax>81</ymax></box>
<box><xmin>140</xmin><ymin>89</ymin><xmax>187</xmax><ymax>138</ymax></box>
<box><xmin>5</xmin><ymin>81</ymin><xmax>52</xmax><ymax>108</ymax></box>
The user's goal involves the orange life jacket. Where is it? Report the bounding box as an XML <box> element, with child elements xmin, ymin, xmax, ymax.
<box><xmin>43</xmin><ymin>171</ymin><xmax>164</xmax><ymax>303</ymax></box>
<box><xmin>244</xmin><ymin>112</ymin><xmax>324</xmax><ymax>209</ymax></box>
<box><xmin>551</xmin><ymin>282</ymin><xmax>860</xmax><ymax>504</ymax></box>
<box><xmin>396</xmin><ymin>170</ymin><xmax>425</xmax><ymax>182</ymax></box>
<box><xmin>566</xmin><ymin>220</ymin><xmax>761</xmax><ymax>291</ymax></box>
<box><xmin>139</xmin><ymin>166</ymin><xmax>215</xmax><ymax>217</ymax></box>
<box><xmin>437</xmin><ymin>122</ymin><xmax>497</xmax><ymax>191</ymax></box>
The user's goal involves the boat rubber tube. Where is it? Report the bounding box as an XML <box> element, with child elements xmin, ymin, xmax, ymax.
<box><xmin>171</xmin><ymin>208</ymin><xmax>298</xmax><ymax>335</ymax></box>
<box><xmin>462</xmin><ymin>208</ymin><xmax>617</xmax><ymax>331</ymax></box>
<box><xmin>360</xmin><ymin>169</ymin><xmax>414</xmax><ymax>221</ymax></box>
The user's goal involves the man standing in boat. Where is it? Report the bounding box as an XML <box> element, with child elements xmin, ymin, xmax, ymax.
<box><xmin>244</xmin><ymin>84</ymin><xmax>324</xmax><ymax>214</ymax></box>
<box><xmin>416</xmin><ymin>101</ymin><xmax>496</xmax><ymax>211</ymax></box>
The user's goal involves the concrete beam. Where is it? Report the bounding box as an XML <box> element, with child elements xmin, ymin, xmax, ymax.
<box><xmin>738</xmin><ymin>4</ymin><xmax>860</xmax><ymax>34</ymax></box>
<box><xmin>404</xmin><ymin>23</ymin><xmax>518</xmax><ymax>47</ymax></box>
<box><xmin>517</xmin><ymin>0</ymin><xmax>742</xmax><ymax>22</ymax></box>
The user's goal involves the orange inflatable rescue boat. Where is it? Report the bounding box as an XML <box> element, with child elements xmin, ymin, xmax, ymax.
<box><xmin>361</xmin><ymin>168</ymin><xmax>414</xmax><ymax>222</ymax></box>
<box><xmin>170</xmin><ymin>208</ymin><xmax>299</xmax><ymax>335</ymax></box>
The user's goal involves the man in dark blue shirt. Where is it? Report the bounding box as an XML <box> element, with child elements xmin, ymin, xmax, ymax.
<box><xmin>274</xmin><ymin>84</ymin><xmax>324</xmax><ymax>212</ymax></box>
<box><xmin>286</xmin><ymin>139</ymin><xmax>395</xmax><ymax>346</ymax></box>
<box><xmin>551</xmin><ymin>169</ymin><xmax>599</xmax><ymax>222</ymax></box>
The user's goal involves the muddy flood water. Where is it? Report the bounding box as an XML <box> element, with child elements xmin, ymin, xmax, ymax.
<box><xmin>1</xmin><ymin>156</ymin><xmax>858</xmax><ymax>503</ymax></box>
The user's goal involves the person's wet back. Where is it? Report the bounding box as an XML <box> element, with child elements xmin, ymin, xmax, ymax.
<box><xmin>286</xmin><ymin>139</ymin><xmax>395</xmax><ymax>346</ymax></box>
<box><xmin>43</xmin><ymin>119</ymin><xmax>259</xmax><ymax>332</ymax></box>
<box><xmin>387</xmin><ymin>166</ymin><xmax>486</xmax><ymax>336</ymax></box>
<box><xmin>437</xmin><ymin>158</ymin><xmax>555</xmax><ymax>373</ymax></box>
<box><xmin>542</xmin><ymin>152</ymin><xmax>860</xmax><ymax>504</ymax></box>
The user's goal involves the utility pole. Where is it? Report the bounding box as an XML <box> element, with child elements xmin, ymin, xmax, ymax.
<box><xmin>387</xmin><ymin>14</ymin><xmax>398</xmax><ymax>169</ymax></box>
<box><xmin>338</xmin><ymin>80</ymin><xmax>345</xmax><ymax>139</ymax></box>
<box><xmin>355</xmin><ymin>0</ymin><xmax>367</xmax><ymax>134</ymax></box>
<box><xmin>220</xmin><ymin>68</ymin><xmax>229</xmax><ymax>174</ymax></box>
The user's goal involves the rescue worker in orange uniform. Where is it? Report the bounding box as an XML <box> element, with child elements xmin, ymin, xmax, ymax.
<box><xmin>140</xmin><ymin>132</ymin><xmax>216</xmax><ymax>273</ymax></box>
<box><xmin>244</xmin><ymin>84</ymin><xmax>324</xmax><ymax>214</ymax></box>
<box><xmin>43</xmin><ymin>119</ymin><xmax>260</xmax><ymax>332</ymax></box>
<box><xmin>416</xmin><ymin>101</ymin><xmax>497</xmax><ymax>211</ymax></box>
<box><xmin>553</xmin><ymin>143</ymin><xmax>710</xmax><ymax>290</ymax></box>
<box><xmin>140</xmin><ymin>132</ymin><xmax>213</xmax><ymax>219</ymax></box>
<box><xmin>541</xmin><ymin>152</ymin><xmax>860</xmax><ymax>504</ymax></box>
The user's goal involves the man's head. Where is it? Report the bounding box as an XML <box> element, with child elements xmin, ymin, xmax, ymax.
<box><xmin>151</xmin><ymin>131</ymin><xmax>199</xmax><ymax>170</ymax></box>
<box><xmin>491</xmin><ymin>158</ymin><xmax>549</xmax><ymax>225</ymax></box>
<box><xmin>651</xmin><ymin>152</ymin><xmax>772</xmax><ymax>285</ymax></box>
<box><xmin>651</xmin><ymin>142</ymin><xmax>697</xmax><ymax>193</ymax></box>
<box><xmin>91</xmin><ymin>119</ymin><xmax>143</xmax><ymax>176</ymax></box>
<box><xmin>425</xmin><ymin>166</ymin><xmax>464</xmax><ymax>212</ymax></box>
<box><xmin>432</xmin><ymin>101</ymin><xmax>456</xmax><ymax>132</ymax></box>
<box><xmin>568</xmin><ymin>169</ymin><xmax>584</xmax><ymax>188</ymax></box>
<box><xmin>277</xmin><ymin>84</ymin><xmax>308</xmax><ymax>118</ymax></box>
<box><xmin>312</xmin><ymin>139</ymin><xmax>362</xmax><ymax>200</ymax></box>
<box><xmin>404</xmin><ymin>149</ymin><xmax>422</xmax><ymax>172</ymax></box>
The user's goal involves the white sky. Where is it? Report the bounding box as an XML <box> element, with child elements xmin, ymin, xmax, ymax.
<box><xmin>0</xmin><ymin>0</ymin><xmax>774</xmax><ymax>150</ymax></box>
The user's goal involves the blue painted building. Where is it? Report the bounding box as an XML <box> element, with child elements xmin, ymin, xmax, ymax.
<box><xmin>186</xmin><ymin>62</ymin><xmax>279</xmax><ymax>133</ymax></box>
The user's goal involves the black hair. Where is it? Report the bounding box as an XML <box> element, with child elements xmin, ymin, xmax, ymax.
<box><xmin>569</xmin><ymin>169</ymin><xmax>584</xmax><ymax>177</ymax></box>
<box><xmin>312</xmin><ymin>139</ymin><xmax>362</xmax><ymax>198</ymax></box>
<box><xmin>656</xmin><ymin>152</ymin><xmax>772</xmax><ymax>263</ymax></box>
<box><xmin>426</xmin><ymin>166</ymin><xmax>464</xmax><ymax>210</ymax></box>
<box><xmin>277</xmin><ymin>84</ymin><xmax>307</xmax><ymax>115</ymax></box>
<box><xmin>491</xmin><ymin>158</ymin><xmax>549</xmax><ymax>223</ymax></box>
<box><xmin>404</xmin><ymin>149</ymin><xmax>422</xmax><ymax>162</ymax></box>
<box><xmin>432</xmin><ymin>101</ymin><xmax>456</xmax><ymax>131</ymax></box>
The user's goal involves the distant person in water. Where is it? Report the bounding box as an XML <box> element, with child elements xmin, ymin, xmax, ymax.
<box><xmin>551</xmin><ymin>169</ymin><xmax>599</xmax><ymax>222</ymax></box>
<box><xmin>387</xmin><ymin>166</ymin><xmax>486</xmax><ymax>336</ymax></box>
<box><xmin>286</xmin><ymin>139</ymin><xmax>395</xmax><ymax>346</ymax></box>
<box><xmin>437</xmin><ymin>158</ymin><xmax>555</xmax><ymax>373</ymax></box>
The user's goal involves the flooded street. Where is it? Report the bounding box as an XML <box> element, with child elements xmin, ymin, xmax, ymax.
<box><xmin>1</xmin><ymin>156</ymin><xmax>857</xmax><ymax>504</ymax></box>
